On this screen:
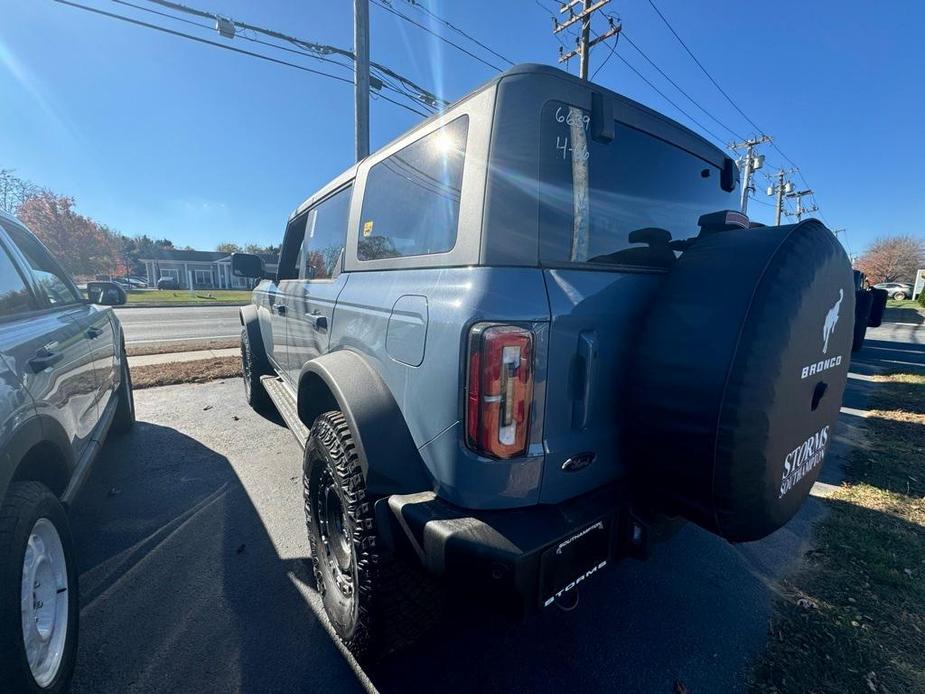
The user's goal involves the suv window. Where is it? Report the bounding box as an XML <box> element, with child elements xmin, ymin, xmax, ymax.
<box><xmin>300</xmin><ymin>186</ymin><xmax>352</xmax><ymax>280</ymax></box>
<box><xmin>0</xmin><ymin>240</ymin><xmax>34</xmax><ymax>316</ymax></box>
<box><xmin>538</xmin><ymin>101</ymin><xmax>737</xmax><ymax>268</ymax></box>
<box><xmin>4</xmin><ymin>224</ymin><xmax>81</xmax><ymax>306</ymax></box>
<box><xmin>358</xmin><ymin>116</ymin><xmax>468</xmax><ymax>261</ymax></box>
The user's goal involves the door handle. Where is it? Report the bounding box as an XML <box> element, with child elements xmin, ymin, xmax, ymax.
<box><xmin>571</xmin><ymin>331</ymin><xmax>597</xmax><ymax>431</ymax></box>
<box><xmin>29</xmin><ymin>349</ymin><xmax>63</xmax><ymax>373</ymax></box>
<box><xmin>306</xmin><ymin>312</ymin><xmax>328</xmax><ymax>331</ymax></box>
<box><xmin>86</xmin><ymin>326</ymin><xmax>103</xmax><ymax>339</ymax></box>
<box><xmin>275</xmin><ymin>304</ymin><xmax>287</xmax><ymax>315</ymax></box>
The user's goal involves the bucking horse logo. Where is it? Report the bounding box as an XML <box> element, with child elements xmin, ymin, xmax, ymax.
<box><xmin>822</xmin><ymin>289</ymin><xmax>843</xmax><ymax>354</ymax></box>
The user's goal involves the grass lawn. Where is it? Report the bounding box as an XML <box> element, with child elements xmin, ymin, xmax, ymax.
<box><xmin>125</xmin><ymin>289</ymin><xmax>252</xmax><ymax>305</ymax></box>
<box><xmin>130</xmin><ymin>356</ymin><xmax>242</xmax><ymax>388</ymax></box>
<box><xmin>886</xmin><ymin>299</ymin><xmax>921</xmax><ymax>309</ymax></box>
<box><xmin>751</xmin><ymin>372</ymin><xmax>925</xmax><ymax>693</ymax></box>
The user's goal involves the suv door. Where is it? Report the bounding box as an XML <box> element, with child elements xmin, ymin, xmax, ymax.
<box><xmin>0</xmin><ymin>223</ymin><xmax>99</xmax><ymax>457</ymax></box>
<box><xmin>285</xmin><ymin>184</ymin><xmax>352</xmax><ymax>385</ymax></box>
<box><xmin>536</xmin><ymin>102</ymin><xmax>740</xmax><ymax>503</ymax></box>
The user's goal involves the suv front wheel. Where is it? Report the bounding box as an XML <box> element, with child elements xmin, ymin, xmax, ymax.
<box><xmin>0</xmin><ymin>482</ymin><xmax>79</xmax><ymax>693</ymax></box>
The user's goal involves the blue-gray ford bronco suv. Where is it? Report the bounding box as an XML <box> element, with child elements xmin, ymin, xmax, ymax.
<box><xmin>233</xmin><ymin>65</ymin><xmax>854</xmax><ymax>659</ymax></box>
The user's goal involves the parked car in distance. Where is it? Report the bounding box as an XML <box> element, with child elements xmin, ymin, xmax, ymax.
<box><xmin>234</xmin><ymin>64</ymin><xmax>855</xmax><ymax>662</ymax></box>
<box><xmin>873</xmin><ymin>281</ymin><xmax>913</xmax><ymax>300</ymax></box>
<box><xmin>156</xmin><ymin>276</ymin><xmax>179</xmax><ymax>290</ymax></box>
<box><xmin>0</xmin><ymin>210</ymin><xmax>135</xmax><ymax>693</ymax></box>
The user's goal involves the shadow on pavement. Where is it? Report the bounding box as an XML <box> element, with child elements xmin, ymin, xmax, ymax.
<box><xmin>68</xmin><ymin>422</ymin><xmax>362</xmax><ymax>694</ymax></box>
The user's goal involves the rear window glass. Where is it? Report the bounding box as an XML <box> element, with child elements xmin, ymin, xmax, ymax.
<box><xmin>300</xmin><ymin>186</ymin><xmax>351</xmax><ymax>280</ymax></box>
<box><xmin>539</xmin><ymin>101</ymin><xmax>737</xmax><ymax>268</ymax></box>
<box><xmin>358</xmin><ymin>116</ymin><xmax>468</xmax><ymax>261</ymax></box>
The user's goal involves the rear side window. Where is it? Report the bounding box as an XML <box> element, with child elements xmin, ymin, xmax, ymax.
<box><xmin>4</xmin><ymin>224</ymin><xmax>81</xmax><ymax>306</ymax></box>
<box><xmin>0</xmin><ymin>241</ymin><xmax>34</xmax><ymax>316</ymax></box>
<box><xmin>300</xmin><ymin>186</ymin><xmax>351</xmax><ymax>280</ymax></box>
<box><xmin>358</xmin><ymin>116</ymin><xmax>468</xmax><ymax>261</ymax></box>
<box><xmin>539</xmin><ymin>101</ymin><xmax>737</xmax><ymax>268</ymax></box>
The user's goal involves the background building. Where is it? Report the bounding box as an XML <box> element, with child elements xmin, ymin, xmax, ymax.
<box><xmin>141</xmin><ymin>248</ymin><xmax>278</xmax><ymax>289</ymax></box>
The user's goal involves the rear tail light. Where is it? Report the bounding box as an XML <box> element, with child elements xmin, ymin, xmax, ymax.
<box><xmin>465</xmin><ymin>324</ymin><xmax>534</xmax><ymax>459</ymax></box>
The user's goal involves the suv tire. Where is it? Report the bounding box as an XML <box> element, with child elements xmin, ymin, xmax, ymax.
<box><xmin>0</xmin><ymin>482</ymin><xmax>79</xmax><ymax>694</ymax></box>
<box><xmin>304</xmin><ymin>411</ymin><xmax>379</xmax><ymax>659</ymax></box>
<box><xmin>112</xmin><ymin>348</ymin><xmax>135</xmax><ymax>434</ymax></box>
<box><xmin>303</xmin><ymin>411</ymin><xmax>441</xmax><ymax>661</ymax></box>
<box><xmin>241</xmin><ymin>329</ymin><xmax>271</xmax><ymax>413</ymax></box>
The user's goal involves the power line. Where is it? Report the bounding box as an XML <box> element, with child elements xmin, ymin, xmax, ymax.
<box><xmin>608</xmin><ymin>50</ymin><xmax>728</xmax><ymax>148</ymax></box>
<box><xmin>645</xmin><ymin>0</ymin><xmax>764</xmax><ymax>135</ymax></box>
<box><xmin>619</xmin><ymin>31</ymin><xmax>744</xmax><ymax>142</ymax></box>
<box><xmin>52</xmin><ymin>0</ymin><xmax>432</xmax><ymax>118</ymax></box>
<box><xmin>370</xmin><ymin>0</ymin><xmax>504</xmax><ymax>72</ymax></box>
<box><xmin>401</xmin><ymin>0</ymin><xmax>514</xmax><ymax>66</ymax></box>
<box><xmin>141</xmin><ymin>0</ymin><xmax>446</xmax><ymax>109</ymax></box>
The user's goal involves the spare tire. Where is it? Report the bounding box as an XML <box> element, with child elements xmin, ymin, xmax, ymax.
<box><xmin>625</xmin><ymin>219</ymin><xmax>854</xmax><ymax>542</ymax></box>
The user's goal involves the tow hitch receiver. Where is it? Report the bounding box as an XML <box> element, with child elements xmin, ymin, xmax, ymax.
<box><xmin>539</xmin><ymin>517</ymin><xmax>613</xmax><ymax>608</ymax></box>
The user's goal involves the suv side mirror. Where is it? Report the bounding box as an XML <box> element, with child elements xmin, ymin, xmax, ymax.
<box><xmin>86</xmin><ymin>281</ymin><xmax>127</xmax><ymax>306</ymax></box>
<box><xmin>232</xmin><ymin>252</ymin><xmax>272</xmax><ymax>279</ymax></box>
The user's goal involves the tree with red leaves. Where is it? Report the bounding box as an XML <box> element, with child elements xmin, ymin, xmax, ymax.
<box><xmin>16</xmin><ymin>191</ymin><xmax>120</xmax><ymax>278</ymax></box>
<box><xmin>855</xmin><ymin>234</ymin><xmax>925</xmax><ymax>284</ymax></box>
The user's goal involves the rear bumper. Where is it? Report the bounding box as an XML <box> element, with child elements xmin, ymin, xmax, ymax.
<box><xmin>376</xmin><ymin>484</ymin><xmax>646</xmax><ymax>614</ymax></box>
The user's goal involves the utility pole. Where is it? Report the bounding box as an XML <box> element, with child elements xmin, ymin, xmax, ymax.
<box><xmin>354</xmin><ymin>0</ymin><xmax>370</xmax><ymax>161</ymax></box>
<box><xmin>766</xmin><ymin>169</ymin><xmax>795</xmax><ymax>226</ymax></box>
<box><xmin>554</xmin><ymin>0</ymin><xmax>621</xmax><ymax>80</ymax></box>
<box><xmin>729</xmin><ymin>135</ymin><xmax>771</xmax><ymax>215</ymax></box>
<box><xmin>785</xmin><ymin>189</ymin><xmax>818</xmax><ymax>222</ymax></box>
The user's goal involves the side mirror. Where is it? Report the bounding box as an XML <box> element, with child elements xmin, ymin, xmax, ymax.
<box><xmin>721</xmin><ymin>156</ymin><xmax>738</xmax><ymax>192</ymax></box>
<box><xmin>86</xmin><ymin>281</ymin><xmax>127</xmax><ymax>306</ymax></box>
<box><xmin>232</xmin><ymin>252</ymin><xmax>271</xmax><ymax>279</ymax></box>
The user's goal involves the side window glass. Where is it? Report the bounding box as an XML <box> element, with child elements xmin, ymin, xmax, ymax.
<box><xmin>358</xmin><ymin>116</ymin><xmax>468</xmax><ymax>261</ymax></box>
<box><xmin>278</xmin><ymin>212</ymin><xmax>308</xmax><ymax>281</ymax></box>
<box><xmin>301</xmin><ymin>186</ymin><xmax>351</xmax><ymax>280</ymax></box>
<box><xmin>4</xmin><ymin>224</ymin><xmax>80</xmax><ymax>306</ymax></box>
<box><xmin>0</xmin><ymin>241</ymin><xmax>34</xmax><ymax>316</ymax></box>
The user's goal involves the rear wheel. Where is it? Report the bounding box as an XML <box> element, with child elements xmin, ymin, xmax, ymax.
<box><xmin>893</xmin><ymin>291</ymin><xmax>907</xmax><ymax>301</ymax></box>
<box><xmin>241</xmin><ymin>329</ymin><xmax>271</xmax><ymax>413</ymax></box>
<box><xmin>303</xmin><ymin>411</ymin><xmax>440</xmax><ymax>661</ymax></box>
<box><xmin>0</xmin><ymin>482</ymin><xmax>78</xmax><ymax>694</ymax></box>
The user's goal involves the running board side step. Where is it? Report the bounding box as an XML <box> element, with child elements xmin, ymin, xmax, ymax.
<box><xmin>260</xmin><ymin>375</ymin><xmax>309</xmax><ymax>449</ymax></box>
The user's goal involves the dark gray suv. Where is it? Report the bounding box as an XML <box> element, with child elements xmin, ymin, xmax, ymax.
<box><xmin>0</xmin><ymin>211</ymin><xmax>134</xmax><ymax>693</ymax></box>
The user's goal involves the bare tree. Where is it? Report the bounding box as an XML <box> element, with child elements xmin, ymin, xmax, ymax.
<box><xmin>855</xmin><ymin>235</ymin><xmax>925</xmax><ymax>283</ymax></box>
<box><xmin>0</xmin><ymin>169</ymin><xmax>40</xmax><ymax>214</ymax></box>
<box><xmin>216</xmin><ymin>242</ymin><xmax>242</xmax><ymax>253</ymax></box>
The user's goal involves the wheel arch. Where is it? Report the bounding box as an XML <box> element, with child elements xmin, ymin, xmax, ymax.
<box><xmin>1</xmin><ymin>416</ymin><xmax>73</xmax><ymax>504</ymax></box>
<box><xmin>240</xmin><ymin>303</ymin><xmax>270</xmax><ymax>364</ymax></box>
<box><xmin>297</xmin><ymin>350</ymin><xmax>432</xmax><ymax>496</ymax></box>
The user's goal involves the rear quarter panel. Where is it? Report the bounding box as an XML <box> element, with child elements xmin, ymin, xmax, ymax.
<box><xmin>329</xmin><ymin>267</ymin><xmax>551</xmax><ymax>508</ymax></box>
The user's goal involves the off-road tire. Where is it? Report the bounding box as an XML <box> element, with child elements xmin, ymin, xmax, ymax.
<box><xmin>303</xmin><ymin>411</ymin><xmax>440</xmax><ymax>661</ymax></box>
<box><xmin>241</xmin><ymin>329</ymin><xmax>271</xmax><ymax>413</ymax></box>
<box><xmin>112</xmin><ymin>348</ymin><xmax>135</xmax><ymax>434</ymax></box>
<box><xmin>0</xmin><ymin>483</ymin><xmax>79</xmax><ymax>694</ymax></box>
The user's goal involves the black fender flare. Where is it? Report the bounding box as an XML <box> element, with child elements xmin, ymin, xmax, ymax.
<box><xmin>297</xmin><ymin>350</ymin><xmax>432</xmax><ymax>496</ymax></box>
<box><xmin>239</xmin><ymin>304</ymin><xmax>269</xmax><ymax>368</ymax></box>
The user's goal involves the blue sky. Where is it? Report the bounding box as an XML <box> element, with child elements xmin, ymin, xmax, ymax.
<box><xmin>2</xmin><ymin>0</ymin><xmax>923</xmax><ymax>259</ymax></box>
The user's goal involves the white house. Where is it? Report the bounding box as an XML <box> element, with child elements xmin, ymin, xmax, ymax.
<box><xmin>140</xmin><ymin>249</ymin><xmax>278</xmax><ymax>289</ymax></box>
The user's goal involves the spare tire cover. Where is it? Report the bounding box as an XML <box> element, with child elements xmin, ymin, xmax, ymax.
<box><xmin>625</xmin><ymin>220</ymin><xmax>854</xmax><ymax>542</ymax></box>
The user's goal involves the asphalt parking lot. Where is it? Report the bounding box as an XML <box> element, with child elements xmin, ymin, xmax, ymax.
<box><xmin>67</xmin><ymin>327</ymin><xmax>920</xmax><ymax>694</ymax></box>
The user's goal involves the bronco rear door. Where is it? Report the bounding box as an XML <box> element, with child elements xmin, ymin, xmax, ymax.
<box><xmin>536</xmin><ymin>99</ymin><xmax>738</xmax><ymax>504</ymax></box>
